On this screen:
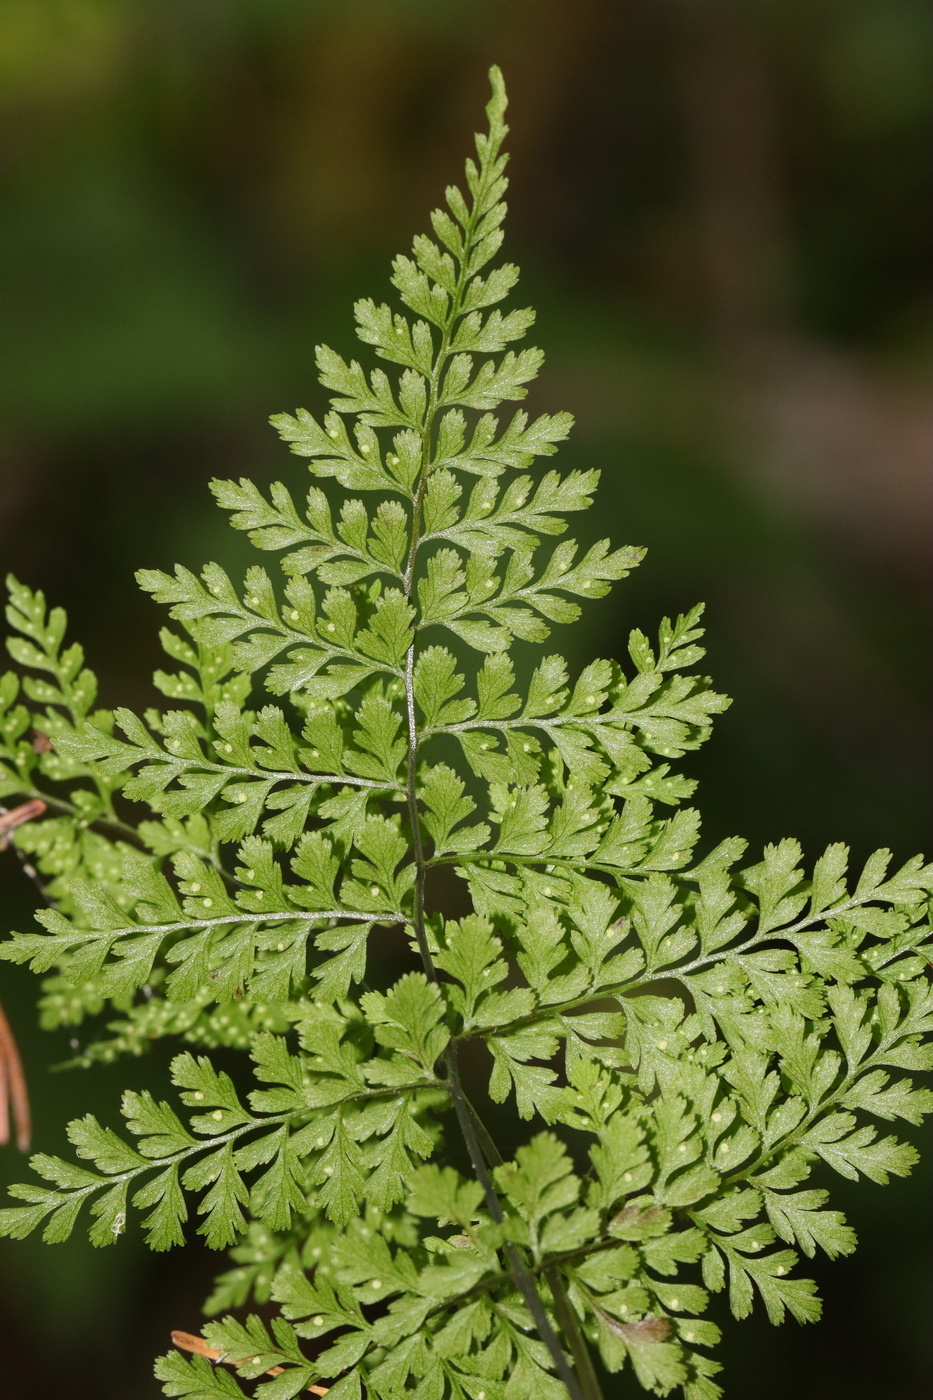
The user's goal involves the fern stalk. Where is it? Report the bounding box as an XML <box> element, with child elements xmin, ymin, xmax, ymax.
<box><xmin>390</xmin><ymin>90</ymin><xmax>595</xmax><ymax>1396</ymax></box>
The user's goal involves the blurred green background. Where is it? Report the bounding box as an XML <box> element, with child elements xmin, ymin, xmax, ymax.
<box><xmin>0</xmin><ymin>1</ymin><xmax>929</xmax><ymax>1396</ymax></box>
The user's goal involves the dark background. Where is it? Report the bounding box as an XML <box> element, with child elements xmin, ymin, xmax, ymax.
<box><xmin>0</xmin><ymin>1</ymin><xmax>929</xmax><ymax>1396</ymax></box>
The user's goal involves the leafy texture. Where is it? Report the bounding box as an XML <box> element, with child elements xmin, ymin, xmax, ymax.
<box><xmin>1</xmin><ymin>69</ymin><xmax>930</xmax><ymax>1400</ymax></box>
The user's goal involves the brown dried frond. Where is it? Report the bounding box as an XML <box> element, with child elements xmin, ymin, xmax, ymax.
<box><xmin>171</xmin><ymin>1331</ymin><xmax>331</xmax><ymax>1395</ymax></box>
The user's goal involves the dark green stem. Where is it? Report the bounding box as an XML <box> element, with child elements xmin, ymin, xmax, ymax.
<box><xmin>545</xmin><ymin>1266</ymin><xmax>606</xmax><ymax>1400</ymax></box>
<box><xmin>461</xmin><ymin>1091</ymin><xmax>605</xmax><ymax>1400</ymax></box>
<box><xmin>445</xmin><ymin>1050</ymin><xmax>585</xmax><ymax>1400</ymax></box>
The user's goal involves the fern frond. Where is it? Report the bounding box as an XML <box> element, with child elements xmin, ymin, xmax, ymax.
<box><xmin>1</xmin><ymin>65</ymin><xmax>929</xmax><ymax>1400</ymax></box>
